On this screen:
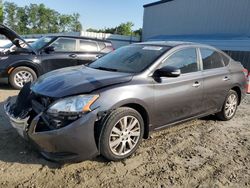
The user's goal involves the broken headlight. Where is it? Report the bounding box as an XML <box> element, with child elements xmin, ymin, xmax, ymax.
<box><xmin>47</xmin><ymin>95</ymin><xmax>99</xmax><ymax>117</ymax></box>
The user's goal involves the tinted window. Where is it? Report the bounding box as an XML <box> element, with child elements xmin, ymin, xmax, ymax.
<box><xmin>201</xmin><ymin>49</ymin><xmax>224</xmax><ymax>70</ymax></box>
<box><xmin>161</xmin><ymin>48</ymin><xmax>198</xmax><ymax>74</ymax></box>
<box><xmin>89</xmin><ymin>45</ymin><xmax>169</xmax><ymax>73</ymax></box>
<box><xmin>51</xmin><ymin>38</ymin><xmax>76</xmax><ymax>51</ymax></box>
<box><xmin>79</xmin><ymin>40</ymin><xmax>98</xmax><ymax>52</ymax></box>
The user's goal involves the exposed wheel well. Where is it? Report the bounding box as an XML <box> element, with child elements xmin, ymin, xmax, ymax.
<box><xmin>231</xmin><ymin>86</ymin><xmax>241</xmax><ymax>105</ymax></box>
<box><xmin>121</xmin><ymin>103</ymin><xmax>150</xmax><ymax>139</ymax></box>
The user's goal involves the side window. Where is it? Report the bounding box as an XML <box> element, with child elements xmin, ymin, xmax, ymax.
<box><xmin>79</xmin><ymin>40</ymin><xmax>98</xmax><ymax>52</ymax></box>
<box><xmin>161</xmin><ymin>48</ymin><xmax>198</xmax><ymax>74</ymax></box>
<box><xmin>51</xmin><ymin>38</ymin><xmax>77</xmax><ymax>51</ymax></box>
<box><xmin>200</xmin><ymin>49</ymin><xmax>225</xmax><ymax>70</ymax></box>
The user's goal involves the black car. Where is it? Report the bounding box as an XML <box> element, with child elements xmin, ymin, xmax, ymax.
<box><xmin>0</xmin><ymin>24</ymin><xmax>113</xmax><ymax>89</ymax></box>
<box><xmin>4</xmin><ymin>41</ymin><xmax>246</xmax><ymax>162</ymax></box>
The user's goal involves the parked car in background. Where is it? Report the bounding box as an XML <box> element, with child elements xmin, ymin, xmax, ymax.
<box><xmin>0</xmin><ymin>24</ymin><xmax>114</xmax><ymax>89</ymax></box>
<box><xmin>0</xmin><ymin>38</ymin><xmax>37</xmax><ymax>53</ymax></box>
<box><xmin>4</xmin><ymin>41</ymin><xmax>246</xmax><ymax>162</ymax></box>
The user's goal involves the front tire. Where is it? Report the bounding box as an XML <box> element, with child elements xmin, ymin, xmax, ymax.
<box><xmin>216</xmin><ymin>90</ymin><xmax>239</xmax><ymax>121</ymax></box>
<box><xmin>9</xmin><ymin>66</ymin><xmax>37</xmax><ymax>90</ymax></box>
<box><xmin>99</xmin><ymin>107</ymin><xmax>144</xmax><ymax>161</ymax></box>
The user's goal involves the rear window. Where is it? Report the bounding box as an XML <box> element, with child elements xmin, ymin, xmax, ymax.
<box><xmin>200</xmin><ymin>49</ymin><xmax>225</xmax><ymax>70</ymax></box>
<box><xmin>79</xmin><ymin>40</ymin><xmax>98</xmax><ymax>52</ymax></box>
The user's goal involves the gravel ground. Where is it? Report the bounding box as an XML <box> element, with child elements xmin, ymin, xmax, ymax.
<box><xmin>0</xmin><ymin>83</ymin><xmax>249</xmax><ymax>188</ymax></box>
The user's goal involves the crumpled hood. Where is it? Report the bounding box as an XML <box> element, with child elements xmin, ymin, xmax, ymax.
<box><xmin>31</xmin><ymin>66</ymin><xmax>133</xmax><ymax>98</ymax></box>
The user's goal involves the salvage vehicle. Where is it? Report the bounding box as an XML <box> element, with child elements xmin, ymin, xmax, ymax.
<box><xmin>4</xmin><ymin>41</ymin><xmax>246</xmax><ymax>162</ymax></box>
<box><xmin>0</xmin><ymin>24</ymin><xmax>113</xmax><ymax>89</ymax></box>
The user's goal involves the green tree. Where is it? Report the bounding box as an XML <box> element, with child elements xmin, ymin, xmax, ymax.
<box><xmin>3</xmin><ymin>2</ymin><xmax>82</xmax><ymax>34</ymax></box>
<box><xmin>0</xmin><ymin>0</ymin><xmax>3</xmax><ymax>23</ymax></box>
<box><xmin>86</xmin><ymin>28</ymin><xmax>101</xmax><ymax>33</ymax></box>
<box><xmin>16</xmin><ymin>6</ymin><xmax>29</xmax><ymax>34</ymax></box>
<box><xmin>134</xmin><ymin>28</ymin><xmax>142</xmax><ymax>37</ymax></box>
<box><xmin>70</xmin><ymin>13</ymin><xmax>82</xmax><ymax>32</ymax></box>
<box><xmin>26</xmin><ymin>4</ymin><xmax>39</xmax><ymax>33</ymax></box>
<box><xmin>87</xmin><ymin>22</ymin><xmax>141</xmax><ymax>37</ymax></box>
<box><xmin>4</xmin><ymin>2</ymin><xmax>18</xmax><ymax>31</ymax></box>
<box><xmin>116</xmin><ymin>22</ymin><xmax>134</xmax><ymax>35</ymax></box>
<box><xmin>59</xmin><ymin>14</ymin><xmax>73</xmax><ymax>32</ymax></box>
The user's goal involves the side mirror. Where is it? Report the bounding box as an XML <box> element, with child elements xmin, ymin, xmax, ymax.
<box><xmin>154</xmin><ymin>66</ymin><xmax>181</xmax><ymax>78</ymax></box>
<box><xmin>44</xmin><ymin>46</ymin><xmax>55</xmax><ymax>53</ymax></box>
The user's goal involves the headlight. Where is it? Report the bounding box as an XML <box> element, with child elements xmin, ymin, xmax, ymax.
<box><xmin>47</xmin><ymin>95</ymin><xmax>99</xmax><ymax>116</ymax></box>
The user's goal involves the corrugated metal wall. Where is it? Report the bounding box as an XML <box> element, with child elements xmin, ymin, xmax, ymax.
<box><xmin>143</xmin><ymin>0</ymin><xmax>250</xmax><ymax>41</ymax></box>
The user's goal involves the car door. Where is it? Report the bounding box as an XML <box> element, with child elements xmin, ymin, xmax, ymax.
<box><xmin>153</xmin><ymin>47</ymin><xmax>204</xmax><ymax>127</ymax></box>
<box><xmin>199</xmin><ymin>48</ymin><xmax>232</xmax><ymax>113</ymax></box>
<box><xmin>40</xmin><ymin>37</ymin><xmax>78</xmax><ymax>73</ymax></box>
<box><xmin>75</xmin><ymin>40</ymin><xmax>101</xmax><ymax>65</ymax></box>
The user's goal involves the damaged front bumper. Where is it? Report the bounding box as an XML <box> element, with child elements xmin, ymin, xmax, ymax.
<box><xmin>4</xmin><ymin>98</ymin><xmax>30</xmax><ymax>139</ymax></box>
<box><xmin>4</xmin><ymin>97</ymin><xmax>100</xmax><ymax>162</ymax></box>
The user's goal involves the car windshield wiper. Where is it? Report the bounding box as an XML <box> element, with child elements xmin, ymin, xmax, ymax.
<box><xmin>94</xmin><ymin>66</ymin><xmax>118</xmax><ymax>72</ymax></box>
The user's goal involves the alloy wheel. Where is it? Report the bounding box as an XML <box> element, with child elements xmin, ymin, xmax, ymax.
<box><xmin>225</xmin><ymin>93</ymin><xmax>238</xmax><ymax>118</ymax></box>
<box><xmin>14</xmin><ymin>71</ymin><xmax>34</xmax><ymax>88</ymax></box>
<box><xmin>109</xmin><ymin>116</ymin><xmax>141</xmax><ymax>156</ymax></box>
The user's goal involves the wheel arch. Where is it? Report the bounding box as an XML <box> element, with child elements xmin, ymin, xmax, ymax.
<box><xmin>111</xmin><ymin>99</ymin><xmax>151</xmax><ymax>139</ymax></box>
<box><xmin>95</xmin><ymin>101</ymin><xmax>151</xmax><ymax>150</ymax></box>
<box><xmin>230</xmin><ymin>86</ymin><xmax>242</xmax><ymax>105</ymax></box>
<box><xmin>120</xmin><ymin>103</ymin><xmax>150</xmax><ymax>139</ymax></box>
<box><xmin>8</xmin><ymin>61</ymin><xmax>42</xmax><ymax>77</ymax></box>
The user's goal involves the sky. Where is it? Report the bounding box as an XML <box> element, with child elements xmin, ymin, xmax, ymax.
<box><xmin>10</xmin><ymin>0</ymin><xmax>156</xmax><ymax>30</ymax></box>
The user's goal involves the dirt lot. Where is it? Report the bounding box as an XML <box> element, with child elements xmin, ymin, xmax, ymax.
<box><xmin>0</xmin><ymin>83</ymin><xmax>249</xmax><ymax>188</ymax></box>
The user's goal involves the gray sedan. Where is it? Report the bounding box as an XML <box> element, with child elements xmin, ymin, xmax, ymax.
<box><xmin>4</xmin><ymin>41</ymin><xmax>247</xmax><ymax>162</ymax></box>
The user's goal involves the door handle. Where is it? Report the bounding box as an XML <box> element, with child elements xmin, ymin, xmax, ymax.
<box><xmin>192</xmin><ymin>81</ymin><xmax>201</xmax><ymax>88</ymax></box>
<box><xmin>69</xmin><ymin>54</ymin><xmax>77</xmax><ymax>58</ymax></box>
<box><xmin>223</xmin><ymin>76</ymin><xmax>230</xmax><ymax>81</ymax></box>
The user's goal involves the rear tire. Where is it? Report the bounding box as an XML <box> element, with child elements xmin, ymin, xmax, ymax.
<box><xmin>9</xmin><ymin>66</ymin><xmax>37</xmax><ymax>90</ymax></box>
<box><xmin>99</xmin><ymin>107</ymin><xmax>144</xmax><ymax>161</ymax></box>
<box><xmin>216</xmin><ymin>90</ymin><xmax>239</xmax><ymax>121</ymax></box>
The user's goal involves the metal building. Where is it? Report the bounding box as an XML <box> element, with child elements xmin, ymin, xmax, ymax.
<box><xmin>142</xmin><ymin>0</ymin><xmax>250</xmax><ymax>70</ymax></box>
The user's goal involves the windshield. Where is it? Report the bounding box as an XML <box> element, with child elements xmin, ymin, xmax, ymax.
<box><xmin>89</xmin><ymin>45</ymin><xmax>169</xmax><ymax>73</ymax></box>
<box><xmin>30</xmin><ymin>36</ymin><xmax>54</xmax><ymax>50</ymax></box>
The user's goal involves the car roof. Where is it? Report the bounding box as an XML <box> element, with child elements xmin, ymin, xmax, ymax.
<box><xmin>137</xmin><ymin>41</ymin><xmax>216</xmax><ymax>49</ymax></box>
<box><xmin>136</xmin><ymin>40</ymin><xmax>233</xmax><ymax>60</ymax></box>
<box><xmin>47</xmin><ymin>35</ymin><xmax>112</xmax><ymax>43</ymax></box>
